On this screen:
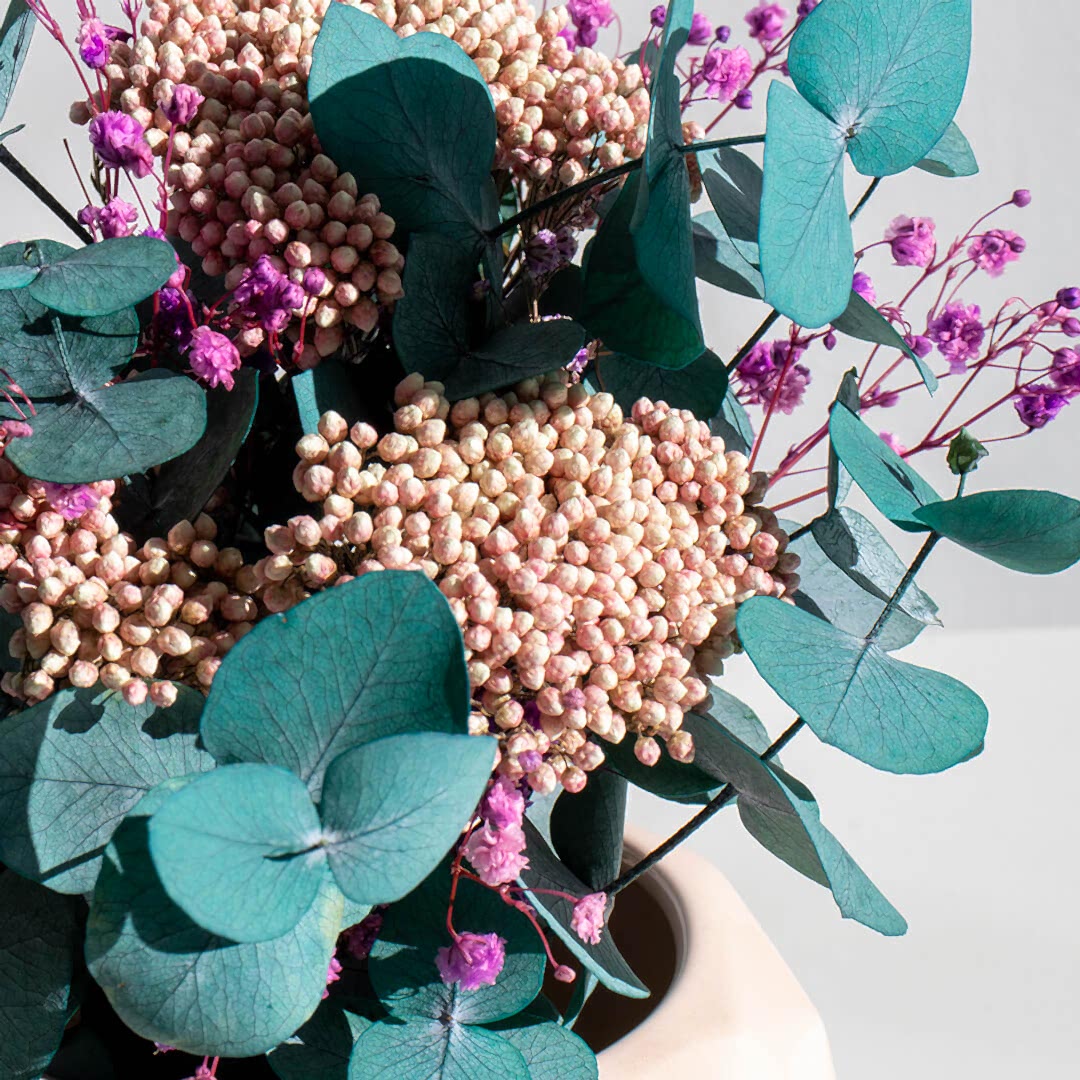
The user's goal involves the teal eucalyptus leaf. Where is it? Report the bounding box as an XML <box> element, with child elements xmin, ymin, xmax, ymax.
<box><xmin>492</xmin><ymin>1015</ymin><xmax>597</xmax><ymax>1080</ymax></box>
<box><xmin>0</xmin><ymin>685</ymin><xmax>211</xmax><ymax>894</ymax></box>
<box><xmin>349</xmin><ymin>1020</ymin><xmax>528</xmax><ymax>1080</ymax></box>
<box><xmin>913</xmin><ymin>490</ymin><xmax>1080</xmax><ymax>574</ymax></box>
<box><xmin>201</xmin><ymin>571</ymin><xmax>470</xmax><ymax>798</ymax></box>
<box><xmin>696</xmin><ymin>724</ymin><xmax>907</xmax><ymax>935</ymax></box>
<box><xmin>916</xmin><ymin>121</ymin><xmax>978</xmax><ymax>178</ymax></box>
<box><xmin>788</xmin><ymin>0</ymin><xmax>972</xmax><ymax>177</ymax></box>
<box><xmin>294</xmin><ymin>358</ymin><xmax>363</xmax><ymax>437</ymax></box>
<box><xmin>587</xmin><ymin>348</ymin><xmax>728</xmax><ymax>417</ymax></box>
<box><xmin>309</xmin><ymin>5</ymin><xmax>496</xmax><ymax>235</ymax></box>
<box><xmin>692</xmin><ymin>211</ymin><xmax>762</xmax><ymax>299</ymax></box>
<box><xmin>827</xmin><ymin>370</ymin><xmax>860</xmax><ymax>509</ymax></box>
<box><xmin>268</xmin><ymin>1001</ymin><xmax>371</xmax><ymax>1080</ymax></box>
<box><xmin>19</xmin><ymin>237</ymin><xmax>177</xmax><ymax>316</ymax></box>
<box><xmin>551</xmin><ymin>770</ymin><xmax>626</xmax><ymax>890</ymax></box>
<box><xmin>519</xmin><ymin>821</ymin><xmax>648</xmax><ymax>999</ymax></box>
<box><xmin>0</xmin><ymin>871</ymin><xmax>79</xmax><ymax>1080</ymax></box>
<box><xmin>5</xmin><ymin>367</ymin><xmax>207</xmax><ymax>484</ymax></box>
<box><xmin>0</xmin><ymin>263</ymin><xmax>35</xmax><ymax>288</ymax></box>
<box><xmin>831</xmin><ymin>292</ymin><xmax>937</xmax><ymax>392</ymax></box>
<box><xmin>321</xmin><ymin>732</ymin><xmax>495</xmax><ymax>905</ymax></box>
<box><xmin>0</xmin><ymin>1</ymin><xmax>35</xmax><ymax>127</ymax></box>
<box><xmin>828</xmin><ymin>401</ymin><xmax>941</xmax><ymax>529</ymax></box>
<box><xmin>700</xmin><ymin>146</ymin><xmax>762</xmax><ymax>245</ymax></box>
<box><xmin>86</xmin><ymin>779</ymin><xmax>343</xmax><ymax>1057</ymax></box>
<box><xmin>759</xmin><ymin>81</ymin><xmax>851</xmax><ymax>328</ymax></box>
<box><xmin>148</xmin><ymin>763</ymin><xmax>327</xmax><ymax>943</ymax></box>
<box><xmin>737</xmin><ymin>595</ymin><xmax>987</xmax><ymax>774</ymax></box>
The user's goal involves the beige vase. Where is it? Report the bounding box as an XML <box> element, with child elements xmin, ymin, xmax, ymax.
<box><xmin>591</xmin><ymin>830</ymin><xmax>836</xmax><ymax>1079</ymax></box>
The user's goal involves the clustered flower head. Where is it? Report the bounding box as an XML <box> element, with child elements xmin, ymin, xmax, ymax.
<box><xmin>463</xmin><ymin>775</ymin><xmax>528</xmax><ymax>884</ymax></box>
<box><xmin>436</xmin><ymin>930</ymin><xmax>507</xmax><ymax>990</ymax></box>
<box><xmin>745</xmin><ymin>2</ymin><xmax>788</xmax><ymax>43</ymax></box>
<box><xmin>0</xmin><ymin>463</ymin><xmax>261</xmax><ymax>706</ymax></box>
<box><xmin>698</xmin><ymin>44</ymin><xmax>752</xmax><ymax>102</ymax></box>
<box><xmin>884</xmin><ymin>214</ymin><xmax>936</xmax><ymax>268</ymax></box>
<box><xmin>736</xmin><ymin>339</ymin><xmax>811</xmax><ymax>413</ymax></box>
<box><xmin>257</xmin><ymin>372</ymin><xmax>799</xmax><ymax>793</ymax></box>
<box><xmin>927</xmin><ymin>300</ymin><xmax>985</xmax><ymax>374</ymax></box>
<box><xmin>968</xmin><ymin>228</ymin><xmax>1024</xmax><ymax>278</ymax></box>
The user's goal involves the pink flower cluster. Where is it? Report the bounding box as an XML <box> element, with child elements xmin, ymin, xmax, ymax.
<box><xmin>436</xmin><ymin>931</ymin><xmax>507</xmax><ymax>990</ymax></box>
<box><xmin>463</xmin><ymin>776</ymin><xmax>529</xmax><ymax>885</ymax></box>
<box><xmin>884</xmin><ymin>215</ymin><xmax>936</xmax><ymax>268</ymax></box>
<box><xmin>735</xmin><ymin>339</ymin><xmax>812</xmax><ymax>413</ymax></box>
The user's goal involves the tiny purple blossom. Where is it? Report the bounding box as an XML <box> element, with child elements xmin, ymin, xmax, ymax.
<box><xmin>884</xmin><ymin>215</ymin><xmax>936</xmax><ymax>268</ymax></box>
<box><xmin>233</xmin><ymin>255</ymin><xmax>304</xmax><ymax>333</ymax></box>
<box><xmin>688</xmin><ymin>13</ymin><xmax>713</xmax><ymax>45</ymax></box>
<box><xmin>77</xmin><ymin>18</ymin><xmax>125</xmax><ymax>70</ymax></box>
<box><xmin>1012</xmin><ymin>189</ymin><xmax>1032</xmax><ymax>208</ymax></box>
<box><xmin>716</xmin><ymin>24</ymin><xmax>731</xmax><ymax>42</ymax></box>
<box><xmin>88</xmin><ymin>111</ymin><xmax>154</xmax><ymax>177</ymax></box>
<box><xmin>436</xmin><ymin>932</ymin><xmax>507</xmax><ymax>991</ymax></box>
<box><xmin>701</xmin><ymin>47</ymin><xmax>753</xmax><ymax>102</ymax></box>
<box><xmin>906</xmin><ymin>334</ymin><xmax>933</xmax><ymax>359</ymax></box>
<box><xmin>481</xmin><ymin>776</ymin><xmax>525</xmax><ymax>831</ymax></box>
<box><xmin>797</xmin><ymin>0</ymin><xmax>820</xmax><ymax>16</ymax></box>
<box><xmin>517</xmin><ymin>748</ymin><xmax>542</xmax><ymax>772</ymax></box>
<box><xmin>571</xmin><ymin>892</ymin><xmax>608</xmax><ymax>945</ymax></box>
<box><xmin>745</xmin><ymin>3</ymin><xmax>788</xmax><ymax>43</ymax></box>
<box><xmin>97</xmin><ymin>198</ymin><xmax>139</xmax><ymax>239</ymax></box>
<box><xmin>968</xmin><ymin>229</ymin><xmax>1024</xmax><ymax>278</ymax></box>
<box><xmin>736</xmin><ymin>339</ymin><xmax>811</xmax><ymax>413</ymax></box>
<box><xmin>463</xmin><ymin>822</ymin><xmax>529</xmax><ymax>886</ymax></box>
<box><xmin>525</xmin><ymin>227</ymin><xmax>576</xmax><ymax>276</ymax></box>
<box><xmin>303</xmin><ymin>267</ymin><xmax>327</xmax><ymax>295</ymax></box>
<box><xmin>1051</xmin><ymin>348</ymin><xmax>1080</xmax><ymax>391</ymax></box>
<box><xmin>562</xmin><ymin>0</ymin><xmax>614</xmax><ymax>49</ymax></box>
<box><xmin>852</xmin><ymin>272</ymin><xmax>876</xmax><ymax>306</ymax></box>
<box><xmin>0</xmin><ymin>420</ymin><xmax>32</xmax><ymax>441</ymax></box>
<box><xmin>927</xmin><ymin>301</ymin><xmax>984</xmax><ymax>374</ymax></box>
<box><xmin>152</xmin><ymin>1043</ymin><xmax>176</xmax><ymax>1055</ymax></box>
<box><xmin>734</xmin><ymin>88</ymin><xmax>754</xmax><ymax>109</ymax></box>
<box><xmin>1056</xmin><ymin>287</ymin><xmax>1080</xmax><ymax>310</ymax></box>
<box><xmin>163</xmin><ymin>84</ymin><xmax>204</xmax><ymax>126</ymax></box>
<box><xmin>1014</xmin><ymin>386</ymin><xmax>1070</xmax><ymax>429</ymax></box>
<box><xmin>322</xmin><ymin>955</ymin><xmax>342</xmax><ymax>1000</ymax></box>
<box><xmin>649</xmin><ymin>5</ymin><xmax>666</xmax><ymax>28</ymax></box>
<box><xmin>42</xmin><ymin>483</ymin><xmax>99</xmax><ymax>520</ymax></box>
<box><xmin>187</xmin><ymin>326</ymin><xmax>241</xmax><ymax>390</ymax></box>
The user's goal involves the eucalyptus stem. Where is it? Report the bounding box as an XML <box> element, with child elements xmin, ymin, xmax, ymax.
<box><xmin>849</xmin><ymin>177</ymin><xmax>883</xmax><ymax>223</ymax></box>
<box><xmin>487</xmin><ymin>135</ymin><xmax>765</xmax><ymax>240</ymax></box>
<box><xmin>0</xmin><ymin>146</ymin><xmax>93</xmax><ymax>244</ymax></box>
<box><xmin>602</xmin><ymin>717</ymin><xmax>806</xmax><ymax>897</ymax></box>
<box><xmin>726</xmin><ymin>308</ymin><xmax>780</xmax><ymax>372</ymax></box>
<box><xmin>865</xmin><ymin>530</ymin><xmax>940</xmax><ymax>645</ymax></box>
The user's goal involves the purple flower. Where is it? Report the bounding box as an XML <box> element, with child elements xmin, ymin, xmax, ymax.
<box><xmin>525</xmin><ymin>227</ymin><xmax>576</xmax><ymax>276</ymax></box>
<box><xmin>436</xmin><ymin>932</ymin><xmax>506</xmax><ymax>991</ymax></box>
<box><xmin>303</xmin><ymin>267</ymin><xmax>327</xmax><ymax>295</ymax></box>
<box><xmin>571</xmin><ymin>892</ymin><xmax>608</xmax><ymax>945</ymax></box>
<box><xmin>77</xmin><ymin>18</ymin><xmax>125</xmax><ymax>70</ymax></box>
<box><xmin>689</xmin><ymin>12</ymin><xmax>713</xmax><ymax>45</ymax></box>
<box><xmin>797</xmin><ymin>0</ymin><xmax>820</xmax><ymax>16</ymax></box>
<box><xmin>852</xmin><ymin>272</ymin><xmax>876</xmax><ymax>306</ymax></box>
<box><xmin>232</xmin><ymin>255</ymin><xmax>305</xmax><ymax>333</ymax></box>
<box><xmin>716</xmin><ymin>24</ymin><xmax>732</xmax><ymax>42</ymax></box>
<box><xmin>878</xmin><ymin>432</ymin><xmax>906</xmax><ymax>455</ymax></box>
<box><xmin>187</xmin><ymin>326</ymin><xmax>241</xmax><ymax>390</ymax></box>
<box><xmin>734</xmin><ymin>88</ymin><xmax>754</xmax><ymax>109</ymax></box>
<box><xmin>163</xmin><ymin>84</ymin><xmax>204</xmax><ymax>127</ymax></box>
<box><xmin>88</xmin><ymin>111</ymin><xmax>154</xmax><ymax>177</ymax></box>
<box><xmin>1057</xmin><ymin>287</ymin><xmax>1080</xmax><ymax>310</ymax></box>
<box><xmin>1050</xmin><ymin>348</ymin><xmax>1080</xmax><ymax>391</ymax></box>
<box><xmin>700</xmin><ymin>46</ymin><xmax>753</xmax><ymax>102</ymax></box>
<box><xmin>650</xmin><ymin>5</ymin><xmax>666</xmax><ymax>28</ymax></box>
<box><xmin>518</xmin><ymin>749</ymin><xmax>542</xmax><ymax>772</ymax></box>
<box><xmin>0</xmin><ymin>419</ymin><xmax>32</xmax><ymax>441</ymax></box>
<box><xmin>344</xmin><ymin>909</ymin><xmax>384</xmax><ymax>960</ymax></box>
<box><xmin>156</xmin><ymin>287</ymin><xmax>195</xmax><ymax>347</ymax></box>
<box><xmin>562</xmin><ymin>0</ymin><xmax>614</xmax><ymax>49</ymax></box>
<box><xmin>463</xmin><ymin>822</ymin><xmax>529</xmax><ymax>885</ymax></box>
<box><xmin>98</xmin><ymin>198</ymin><xmax>139</xmax><ymax>239</ymax></box>
<box><xmin>745</xmin><ymin>3</ymin><xmax>788</xmax><ymax>42</ymax></box>
<box><xmin>481</xmin><ymin>776</ymin><xmax>525</xmax><ymax>831</ymax></box>
<box><xmin>322</xmin><ymin>955</ymin><xmax>343</xmax><ymax>1000</ymax></box>
<box><xmin>42</xmin><ymin>483</ymin><xmax>99</xmax><ymax>520</ymax></box>
<box><xmin>1014</xmin><ymin>386</ymin><xmax>1070</xmax><ymax>429</ymax></box>
<box><xmin>884</xmin><ymin>215</ymin><xmax>936</xmax><ymax>268</ymax></box>
<box><xmin>968</xmin><ymin>229</ymin><xmax>1024</xmax><ymax>278</ymax></box>
<box><xmin>736</xmin><ymin>339</ymin><xmax>811</xmax><ymax>413</ymax></box>
<box><xmin>905</xmin><ymin>333</ymin><xmax>933</xmax><ymax>359</ymax></box>
<box><xmin>1012</xmin><ymin>189</ymin><xmax>1032</xmax><ymax>208</ymax></box>
<box><xmin>927</xmin><ymin>301</ymin><xmax>985</xmax><ymax>374</ymax></box>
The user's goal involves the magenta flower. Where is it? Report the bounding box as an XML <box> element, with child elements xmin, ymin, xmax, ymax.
<box><xmin>187</xmin><ymin>326</ymin><xmax>242</xmax><ymax>391</ymax></box>
<box><xmin>0</xmin><ymin>419</ymin><xmax>32</xmax><ymax>441</ymax></box>
<box><xmin>571</xmin><ymin>892</ymin><xmax>608</xmax><ymax>945</ymax></box>
<box><xmin>852</xmin><ymin>272</ymin><xmax>876</xmax><ymax>306</ymax></box>
<box><xmin>322</xmin><ymin>955</ymin><xmax>343</xmax><ymax>1000</ymax></box>
<box><xmin>884</xmin><ymin>215</ymin><xmax>936</xmax><ymax>268</ymax></box>
<box><xmin>1014</xmin><ymin>386</ymin><xmax>1070</xmax><ymax>429</ymax></box>
<box><xmin>163</xmin><ymin>84</ymin><xmax>204</xmax><ymax>126</ymax></box>
<box><xmin>650</xmin><ymin>5</ymin><xmax>666</xmax><ymax>28</ymax></box>
<box><xmin>77</xmin><ymin>18</ymin><xmax>125</xmax><ymax>70</ymax></box>
<box><xmin>88</xmin><ymin>111</ymin><xmax>154</xmax><ymax>178</ymax></box>
<box><xmin>525</xmin><ymin>227</ymin><xmax>576</xmax><ymax>277</ymax></box>
<box><xmin>561</xmin><ymin>0</ymin><xmax>614</xmax><ymax>49</ymax></box>
<box><xmin>797</xmin><ymin>0</ymin><xmax>820</xmax><ymax>16</ymax></box>
<box><xmin>736</xmin><ymin>340</ymin><xmax>811</xmax><ymax>413</ymax></box>
<box><xmin>968</xmin><ymin>229</ymin><xmax>1024</xmax><ymax>278</ymax></box>
<box><xmin>1051</xmin><ymin>348</ymin><xmax>1080</xmax><ymax>391</ymax></box>
<box><xmin>97</xmin><ymin>198</ymin><xmax>139</xmax><ymax>239</ymax></box>
<box><xmin>233</xmin><ymin>255</ymin><xmax>305</xmax><ymax>334</ymax></box>
<box><xmin>927</xmin><ymin>301</ymin><xmax>985</xmax><ymax>374</ymax></box>
<box><xmin>688</xmin><ymin>12</ymin><xmax>713</xmax><ymax>45</ymax></box>
<box><xmin>701</xmin><ymin>46</ymin><xmax>753</xmax><ymax>102</ymax></box>
<box><xmin>481</xmin><ymin>776</ymin><xmax>525</xmax><ymax>831</ymax></box>
<box><xmin>463</xmin><ymin>822</ymin><xmax>529</xmax><ymax>886</ymax></box>
<box><xmin>745</xmin><ymin>3</ymin><xmax>788</xmax><ymax>42</ymax></box>
<box><xmin>43</xmin><ymin>483</ymin><xmax>99</xmax><ymax>520</ymax></box>
<box><xmin>436</xmin><ymin>932</ymin><xmax>507</xmax><ymax>991</ymax></box>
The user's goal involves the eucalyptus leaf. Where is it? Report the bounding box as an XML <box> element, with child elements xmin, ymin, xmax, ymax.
<box><xmin>737</xmin><ymin>596</ymin><xmax>988</xmax><ymax>774</ymax></box>
<box><xmin>0</xmin><ymin>263</ymin><xmax>34</xmax><ymax>287</ymax></box>
<box><xmin>0</xmin><ymin>871</ymin><xmax>79</xmax><ymax>1080</ymax></box>
<box><xmin>148</xmin><ymin>763</ymin><xmax>327</xmax><ymax>943</ymax></box>
<box><xmin>697</xmin><ymin>725</ymin><xmax>907</xmax><ymax>935</ymax></box>
<box><xmin>494</xmin><ymin>1016</ymin><xmax>598</xmax><ymax>1080</ymax></box>
<box><xmin>789</xmin><ymin>0</ymin><xmax>972</xmax><ymax>176</ymax></box>
<box><xmin>0</xmin><ymin>686</ymin><xmax>212</xmax><ymax>894</ymax></box>
<box><xmin>519</xmin><ymin>821</ymin><xmax>648</xmax><ymax>999</ymax></box>
<box><xmin>268</xmin><ymin>1001</ymin><xmax>371</xmax><ymax>1080</ymax></box>
<box><xmin>550</xmin><ymin>770</ymin><xmax>626</xmax><ymax>890</ymax></box>
<box><xmin>710</xmin><ymin>389</ymin><xmax>754</xmax><ymax>454</ymax></box>
<box><xmin>692</xmin><ymin>211</ymin><xmax>762</xmax><ymax>299</ymax></box>
<box><xmin>201</xmin><ymin>571</ymin><xmax>470</xmax><ymax>799</ymax></box>
<box><xmin>587</xmin><ymin>348</ymin><xmax>728</xmax><ymax>417</ymax></box>
<box><xmin>86</xmin><ymin>779</ymin><xmax>343</xmax><ymax>1057</ymax></box>
<box><xmin>827</xmin><ymin>370</ymin><xmax>860</xmax><ymax>509</ymax></box>
<box><xmin>23</xmin><ymin>237</ymin><xmax>178</xmax><ymax>316</ymax></box>
<box><xmin>828</xmin><ymin>401</ymin><xmax>941</xmax><ymax>530</ymax></box>
<box><xmin>700</xmin><ymin>146</ymin><xmax>763</xmax><ymax>244</ymax></box>
<box><xmin>916</xmin><ymin>121</ymin><xmax>978</xmax><ymax>178</ymax></box>
<box><xmin>0</xmin><ymin>1</ymin><xmax>34</xmax><ymax>127</ymax></box>
<box><xmin>831</xmin><ymin>291</ymin><xmax>937</xmax><ymax>392</ymax></box>
<box><xmin>349</xmin><ymin>1019</ymin><xmax>528</xmax><ymax>1080</ymax></box>
<box><xmin>913</xmin><ymin>490</ymin><xmax>1080</xmax><ymax>574</ymax></box>
<box><xmin>309</xmin><ymin>5</ymin><xmax>496</xmax><ymax>235</ymax></box>
<box><xmin>294</xmin><ymin>358</ymin><xmax>362</xmax><ymax>437</ymax></box>
<box><xmin>759</xmin><ymin>81</ymin><xmax>851</xmax><ymax>328</ymax></box>
<box><xmin>321</xmin><ymin>732</ymin><xmax>495</xmax><ymax>905</ymax></box>
<box><xmin>602</xmin><ymin>722</ymin><xmax>719</xmax><ymax>803</ymax></box>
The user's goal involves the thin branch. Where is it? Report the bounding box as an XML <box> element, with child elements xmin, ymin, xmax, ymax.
<box><xmin>0</xmin><ymin>146</ymin><xmax>93</xmax><ymax>244</ymax></box>
<box><xmin>726</xmin><ymin>309</ymin><xmax>780</xmax><ymax>372</ymax></box>
<box><xmin>849</xmin><ymin>177</ymin><xmax>882</xmax><ymax>223</ymax></box>
<box><xmin>674</xmin><ymin>134</ymin><xmax>765</xmax><ymax>156</ymax></box>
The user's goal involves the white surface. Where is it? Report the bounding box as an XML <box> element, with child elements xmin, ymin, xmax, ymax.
<box><xmin>629</xmin><ymin>625</ymin><xmax>1080</xmax><ymax>1079</ymax></box>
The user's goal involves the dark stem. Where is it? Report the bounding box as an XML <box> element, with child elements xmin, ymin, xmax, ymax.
<box><xmin>602</xmin><ymin>717</ymin><xmax>806</xmax><ymax>897</ymax></box>
<box><xmin>726</xmin><ymin>309</ymin><xmax>780</xmax><ymax>372</ymax></box>
<box><xmin>787</xmin><ymin>521</ymin><xmax>812</xmax><ymax>543</ymax></box>
<box><xmin>0</xmin><ymin>146</ymin><xmax>93</xmax><ymax>244</ymax></box>
<box><xmin>865</xmin><ymin>530</ymin><xmax>940</xmax><ymax>645</ymax></box>
<box><xmin>488</xmin><ymin>135</ymin><xmax>766</xmax><ymax>240</ymax></box>
<box><xmin>849</xmin><ymin>177</ymin><xmax>883</xmax><ymax>223</ymax></box>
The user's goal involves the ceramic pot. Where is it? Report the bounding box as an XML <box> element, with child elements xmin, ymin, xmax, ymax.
<box><xmin>589</xmin><ymin>830</ymin><xmax>836</xmax><ymax>1079</ymax></box>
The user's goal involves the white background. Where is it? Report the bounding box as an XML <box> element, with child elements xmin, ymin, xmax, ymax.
<box><xmin>2</xmin><ymin>2</ymin><xmax>1078</xmax><ymax>1076</ymax></box>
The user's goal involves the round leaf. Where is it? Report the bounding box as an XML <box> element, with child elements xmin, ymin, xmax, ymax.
<box><xmin>148</xmin><ymin>763</ymin><xmax>327</xmax><ymax>943</ymax></box>
<box><xmin>268</xmin><ymin>1002</ymin><xmax>372</xmax><ymax>1080</ymax></box>
<box><xmin>916</xmin><ymin>122</ymin><xmax>978</xmax><ymax>178</ymax></box>
<box><xmin>86</xmin><ymin>779</ymin><xmax>343</xmax><ymax>1058</ymax></box>
<box><xmin>587</xmin><ymin>349</ymin><xmax>729</xmax><ymax>419</ymax></box>
<box><xmin>322</xmin><ymin>732</ymin><xmax>495</xmax><ymax>906</ymax></box>
<box><xmin>492</xmin><ymin>1016</ymin><xmax>598</xmax><ymax>1080</ymax></box>
<box><xmin>201</xmin><ymin>571</ymin><xmax>471</xmax><ymax>799</ymax></box>
<box><xmin>0</xmin><ymin>686</ymin><xmax>212</xmax><ymax>894</ymax></box>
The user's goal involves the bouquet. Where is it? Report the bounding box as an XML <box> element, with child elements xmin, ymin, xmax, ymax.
<box><xmin>0</xmin><ymin>1</ymin><xmax>1076</xmax><ymax>1078</ymax></box>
